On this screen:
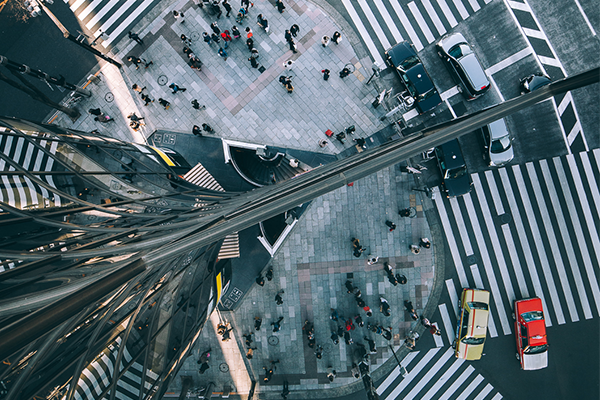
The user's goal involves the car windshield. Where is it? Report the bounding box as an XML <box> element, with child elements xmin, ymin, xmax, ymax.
<box><xmin>468</xmin><ymin>301</ymin><xmax>489</xmax><ymax>310</ymax></box>
<box><xmin>399</xmin><ymin>55</ymin><xmax>420</xmax><ymax>70</ymax></box>
<box><xmin>461</xmin><ymin>336</ymin><xmax>485</xmax><ymax>345</ymax></box>
<box><xmin>522</xmin><ymin>311</ymin><xmax>544</xmax><ymax>322</ymax></box>
<box><xmin>490</xmin><ymin>136</ymin><xmax>511</xmax><ymax>154</ymax></box>
<box><xmin>524</xmin><ymin>344</ymin><xmax>548</xmax><ymax>354</ymax></box>
<box><xmin>449</xmin><ymin>43</ymin><xmax>472</xmax><ymax>59</ymax></box>
<box><xmin>401</xmin><ymin>74</ymin><xmax>416</xmax><ymax>96</ymax></box>
<box><xmin>445</xmin><ymin>165</ymin><xmax>467</xmax><ymax>180</ymax></box>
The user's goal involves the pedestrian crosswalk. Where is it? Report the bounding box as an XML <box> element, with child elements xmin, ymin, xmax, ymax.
<box><xmin>433</xmin><ymin>149</ymin><xmax>600</xmax><ymax>339</ymax></box>
<box><xmin>376</xmin><ymin>347</ymin><xmax>503</xmax><ymax>399</ymax></box>
<box><xmin>340</xmin><ymin>0</ymin><xmax>492</xmax><ymax>66</ymax></box>
<box><xmin>65</xmin><ymin>0</ymin><xmax>161</xmax><ymax>49</ymax></box>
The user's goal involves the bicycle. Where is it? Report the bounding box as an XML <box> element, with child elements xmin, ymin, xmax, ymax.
<box><xmin>64</xmin><ymin>92</ymin><xmax>84</xmax><ymax>108</ymax></box>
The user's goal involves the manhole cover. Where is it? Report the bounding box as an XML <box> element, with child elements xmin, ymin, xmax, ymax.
<box><xmin>467</xmin><ymin>255</ymin><xmax>478</xmax><ymax>265</ymax></box>
<box><xmin>268</xmin><ymin>336</ymin><xmax>279</xmax><ymax>346</ymax></box>
<box><xmin>500</xmin><ymin>213</ymin><xmax>512</xmax><ymax>224</ymax></box>
<box><xmin>190</xmin><ymin>32</ymin><xmax>200</xmax><ymax>41</ymax></box>
<box><xmin>157</xmin><ymin>75</ymin><xmax>168</xmax><ymax>86</ymax></box>
<box><xmin>104</xmin><ymin>92</ymin><xmax>114</xmax><ymax>102</ymax></box>
<box><xmin>219</xmin><ymin>363</ymin><xmax>229</xmax><ymax>373</ymax></box>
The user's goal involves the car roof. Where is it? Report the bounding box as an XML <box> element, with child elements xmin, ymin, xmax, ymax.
<box><xmin>437</xmin><ymin>139</ymin><xmax>466</xmax><ymax>169</ymax></box>
<box><xmin>529</xmin><ymin>74</ymin><xmax>552</xmax><ymax>90</ymax></box>
<box><xmin>405</xmin><ymin>63</ymin><xmax>435</xmax><ymax>95</ymax></box>
<box><xmin>438</xmin><ymin>32</ymin><xmax>466</xmax><ymax>53</ymax></box>
<box><xmin>488</xmin><ymin>119</ymin><xmax>509</xmax><ymax>139</ymax></box>
<box><xmin>386</xmin><ymin>41</ymin><xmax>416</xmax><ymax>67</ymax></box>
<box><xmin>459</xmin><ymin>53</ymin><xmax>489</xmax><ymax>90</ymax></box>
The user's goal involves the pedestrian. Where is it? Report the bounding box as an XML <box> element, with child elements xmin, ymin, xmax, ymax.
<box><xmin>127</xmin><ymin>112</ymin><xmax>144</xmax><ymax>122</ymax></box>
<box><xmin>283</xmin><ymin>60</ymin><xmax>294</xmax><ymax>70</ymax></box>
<box><xmin>281</xmin><ymin>381</ymin><xmax>290</xmax><ymax>399</ymax></box>
<box><xmin>385</xmin><ymin>220</ymin><xmax>396</xmax><ymax>231</ymax></box>
<box><xmin>246</xmin><ymin>37</ymin><xmax>254</xmax><ymax>51</ymax></box>
<box><xmin>332</xmin><ymin>31</ymin><xmax>342</xmax><ymax>44</ymax></box>
<box><xmin>271</xmin><ymin>316</ymin><xmax>284</xmax><ymax>332</ymax></box>
<box><xmin>330</xmin><ymin>308</ymin><xmax>339</xmax><ymax>321</ymax></box>
<box><xmin>265</xmin><ymin>267</ymin><xmax>273</xmax><ymax>281</ymax></box>
<box><xmin>429</xmin><ymin>324</ymin><xmax>441</xmax><ymax>336</ymax></box>
<box><xmin>404</xmin><ymin>300</ymin><xmax>418</xmax><ymax>320</ymax></box>
<box><xmin>263</xmin><ymin>366</ymin><xmax>274</xmax><ymax>383</ymax></box>
<box><xmin>173</xmin><ymin>10</ymin><xmax>185</xmax><ymax>23</ymax></box>
<box><xmin>141</xmin><ymin>93</ymin><xmax>154</xmax><ymax>106</ymax></box>
<box><xmin>180</xmin><ymin>34</ymin><xmax>191</xmax><ymax>47</ymax></box>
<box><xmin>354</xmin><ymin>137</ymin><xmax>366</xmax><ymax>148</ymax></box>
<box><xmin>345</xmin><ymin>318</ymin><xmax>355</xmax><ymax>331</ymax></box>
<box><xmin>380</xmin><ymin>296</ymin><xmax>391</xmax><ymax>317</ymax></box>
<box><xmin>345</xmin><ymin>280</ymin><xmax>355</xmax><ymax>294</ymax></box>
<box><xmin>326</xmin><ymin>366</ymin><xmax>337</xmax><ymax>382</ymax></box>
<box><xmin>257</xmin><ymin>14</ymin><xmax>269</xmax><ymax>32</ymax></box>
<box><xmin>246</xmin><ymin>348</ymin><xmax>254</xmax><ymax>359</ymax></box>
<box><xmin>420</xmin><ymin>316</ymin><xmax>431</xmax><ymax>328</ymax></box>
<box><xmin>218</xmin><ymin>47</ymin><xmax>228</xmax><ymax>60</ymax></box>
<box><xmin>128</xmin><ymin>56</ymin><xmax>142</xmax><ymax>69</ymax></box>
<box><xmin>284</xmin><ymin>29</ymin><xmax>292</xmax><ymax>43</ymax></box>
<box><xmin>321</xmin><ymin>35</ymin><xmax>330</xmax><ymax>47</ymax></box>
<box><xmin>330</xmin><ymin>331</ymin><xmax>339</xmax><ymax>345</ymax></box>
<box><xmin>355</xmin><ymin>314</ymin><xmax>364</xmax><ymax>327</ymax></box>
<box><xmin>191</xmin><ymin>99</ymin><xmax>205</xmax><ymax>110</ymax></box>
<box><xmin>192</xmin><ymin>125</ymin><xmax>202</xmax><ymax>136</ymax></box>
<box><xmin>94</xmin><ymin>115</ymin><xmax>114</xmax><ymax>123</ymax></box>
<box><xmin>243</xmin><ymin>333</ymin><xmax>254</xmax><ymax>347</ymax></box>
<box><xmin>203</xmin><ymin>32</ymin><xmax>212</xmax><ymax>45</ymax></box>
<box><xmin>254</xmin><ymin>316</ymin><xmax>262</xmax><ymax>330</ymax></box>
<box><xmin>142</xmin><ymin>59</ymin><xmax>153</xmax><ymax>69</ymax></box>
<box><xmin>169</xmin><ymin>83</ymin><xmax>186</xmax><ymax>93</ymax></box>
<box><xmin>197</xmin><ymin>348</ymin><xmax>211</xmax><ymax>364</ymax></box>
<box><xmin>231</xmin><ymin>25</ymin><xmax>241</xmax><ymax>38</ymax></box>
<box><xmin>211</xmin><ymin>21</ymin><xmax>221</xmax><ymax>35</ymax></box>
<box><xmin>202</xmin><ymin>123</ymin><xmax>214</xmax><ymax>133</ymax></box>
<box><xmin>339</xmin><ymin>67</ymin><xmax>351</xmax><ymax>78</ymax></box>
<box><xmin>344</xmin><ymin>330</ymin><xmax>353</xmax><ymax>345</ymax></box>
<box><xmin>256</xmin><ymin>274</ymin><xmax>265</xmax><ymax>286</ymax></box>
<box><xmin>351</xmin><ymin>363</ymin><xmax>360</xmax><ymax>379</ymax></box>
<box><xmin>223</xmin><ymin>0</ymin><xmax>232</xmax><ymax>16</ymax></box>
<box><xmin>241</xmin><ymin>0</ymin><xmax>250</xmax><ymax>12</ymax></box>
<box><xmin>88</xmin><ymin>108</ymin><xmax>102</xmax><ymax>116</ymax></box>
<box><xmin>275</xmin><ymin>0</ymin><xmax>285</xmax><ymax>12</ymax></box>
<box><xmin>404</xmin><ymin>336</ymin><xmax>415</xmax><ymax>350</ymax></box>
<box><xmin>211</xmin><ymin>32</ymin><xmax>221</xmax><ymax>45</ymax></box>
<box><xmin>321</xmin><ymin>68</ymin><xmax>330</xmax><ymax>81</ymax></box>
<box><xmin>132</xmin><ymin>84</ymin><xmax>146</xmax><ymax>94</ymax></box>
<box><xmin>221</xmin><ymin>326</ymin><xmax>233</xmax><ymax>341</ymax></box>
<box><xmin>249</xmin><ymin>56</ymin><xmax>259</xmax><ymax>68</ymax></box>
<box><xmin>290</xmin><ymin>23</ymin><xmax>299</xmax><ymax>37</ymax></box>
<box><xmin>318</xmin><ymin>139</ymin><xmax>328</xmax><ymax>148</ymax></box>
<box><xmin>367</xmin><ymin>256</ymin><xmax>379</xmax><ymax>265</ymax></box>
<box><xmin>213</xmin><ymin>1</ymin><xmax>222</xmax><ymax>18</ymax></box>
<box><xmin>275</xmin><ymin>289</ymin><xmax>284</xmax><ymax>305</ymax></box>
<box><xmin>399</xmin><ymin>207</ymin><xmax>413</xmax><ymax>217</ymax></box>
<box><xmin>128</xmin><ymin>31</ymin><xmax>143</xmax><ymax>45</ymax></box>
<box><xmin>410</xmin><ymin>244</ymin><xmax>420</xmax><ymax>254</ymax></box>
<box><xmin>363</xmin><ymin>305</ymin><xmax>373</xmax><ymax>317</ymax></box>
<box><xmin>364</xmin><ymin>336</ymin><xmax>376</xmax><ymax>353</ymax></box>
<box><xmin>288</xmin><ymin>38</ymin><xmax>298</xmax><ymax>53</ymax></box>
<box><xmin>314</xmin><ymin>344</ymin><xmax>323</xmax><ymax>359</ymax></box>
<box><xmin>420</xmin><ymin>237</ymin><xmax>431</xmax><ymax>248</ymax></box>
<box><xmin>221</xmin><ymin>30</ymin><xmax>232</xmax><ymax>48</ymax></box>
<box><xmin>286</xmin><ymin>81</ymin><xmax>294</xmax><ymax>94</ymax></box>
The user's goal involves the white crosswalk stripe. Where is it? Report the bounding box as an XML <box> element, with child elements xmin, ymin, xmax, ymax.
<box><xmin>340</xmin><ymin>0</ymin><xmax>490</xmax><ymax>65</ymax></box>
<box><xmin>377</xmin><ymin>345</ymin><xmax>503</xmax><ymax>400</ymax></box>
<box><xmin>433</xmin><ymin>151</ymin><xmax>600</xmax><ymax>340</ymax></box>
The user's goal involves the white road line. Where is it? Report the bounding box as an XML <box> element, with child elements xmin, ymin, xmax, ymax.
<box><xmin>464</xmin><ymin>192</ymin><xmax>511</xmax><ymax>335</ymax></box>
<box><xmin>573</xmin><ymin>0</ymin><xmax>596</xmax><ymax>36</ymax></box>
<box><xmin>436</xmin><ymin>0</ymin><xmax>458</xmax><ymax>27</ymax></box>
<box><xmin>78</xmin><ymin>0</ymin><xmax>104</xmax><ymax>21</ymax></box>
<box><xmin>407</xmin><ymin>1</ymin><xmax>435</xmax><ymax>44</ymax></box>
<box><xmin>526</xmin><ymin>162</ymin><xmax>579</xmax><ymax>322</ymax></box>
<box><xmin>522</xmin><ymin>27</ymin><xmax>546</xmax><ymax>40</ymax></box>
<box><xmin>467</xmin><ymin>0</ymin><xmax>480</xmax><ymax>12</ymax></box>
<box><xmin>384</xmin><ymin>348</ymin><xmax>441</xmax><ymax>400</ymax></box>
<box><xmin>102</xmin><ymin>0</ymin><xmax>156</xmax><ymax>47</ymax></box>
<box><xmin>452</xmin><ymin>0</ymin><xmax>470</xmax><ymax>19</ymax></box>
<box><xmin>389</xmin><ymin>0</ymin><xmax>424</xmax><ymax>50</ymax></box>
<box><xmin>540</xmin><ymin>159</ymin><xmax>592</xmax><ymax>319</ymax></box>
<box><xmin>373</xmin><ymin>0</ymin><xmax>404</xmax><ymax>44</ymax></box>
<box><xmin>421</xmin><ymin>0</ymin><xmax>446</xmax><ymax>36</ymax></box>
<box><xmin>507</xmin><ymin>0</ymin><xmax>529</xmax><ymax>12</ymax></box>
<box><xmin>557</xmin><ymin>91</ymin><xmax>574</xmax><ymax>114</ymax></box>
<box><xmin>474</xmin><ymin>383</ymin><xmax>494</xmax><ymax>400</ymax></box>
<box><xmin>404</xmin><ymin>348</ymin><xmax>454</xmax><ymax>400</ymax></box>
<box><xmin>86</xmin><ymin>0</ymin><xmax>120</xmax><ymax>30</ymax></box>
<box><xmin>341</xmin><ymin>0</ymin><xmax>385</xmax><ymax>66</ymax></box>
<box><xmin>95</xmin><ymin>2</ymin><xmax>136</xmax><ymax>38</ymax></box>
<box><xmin>485</xmin><ymin>47</ymin><xmax>533</xmax><ymax>76</ymax></box>
<box><xmin>580</xmin><ymin>151</ymin><xmax>600</xmax><ymax>221</ymax></box>
<box><xmin>445</xmin><ymin>278</ymin><xmax>460</xmax><ymax>310</ymax></box>
<box><xmin>538</xmin><ymin>55</ymin><xmax>562</xmax><ymax>68</ymax></box>
<box><xmin>450</xmin><ymin>197</ymin><xmax>474</xmax><ymax>256</ymax></box>
<box><xmin>473</xmin><ymin>174</ymin><xmax>517</xmax><ymax>304</ymax></box>
<box><xmin>440</xmin><ymin>85</ymin><xmax>460</xmax><ymax>101</ymax></box>
<box><xmin>492</xmin><ymin>393</ymin><xmax>504</xmax><ymax>400</ymax></box>
<box><xmin>456</xmin><ymin>374</ymin><xmax>485</xmax><ymax>400</ymax></box>
<box><xmin>377</xmin><ymin>351</ymin><xmax>420</xmax><ymax>394</ymax></box>
<box><xmin>421</xmin><ymin>356</ymin><xmax>464</xmax><ymax>400</ymax></box>
<box><xmin>566</xmin><ymin>121</ymin><xmax>583</xmax><ymax>147</ymax></box>
<box><xmin>501</xmin><ymin>224</ymin><xmax>529</xmax><ymax>299</ymax></box>
<box><xmin>434</xmin><ymin>194</ymin><xmax>469</xmax><ymax>287</ymax></box>
<box><xmin>513</xmin><ymin>165</ymin><xmax>565</xmax><ymax>324</ymax></box>
<box><xmin>498</xmin><ymin>168</ymin><xmax>552</xmax><ymax>326</ymax></box>
<box><xmin>484</xmin><ymin>170</ymin><xmax>504</xmax><ymax>215</ymax></box>
<box><xmin>431</xmin><ymin>322</ymin><xmax>444</xmax><ymax>347</ymax></box>
<box><xmin>439</xmin><ymin>302</ymin><xmax>455</xmax><ymax>344</ymax></box>
<box><xmin>70</xmin><ymin>0</ymin><xmax>86</xmax><ymax>12</ymax></box>
<box><xmin>358</xmin><ymin>0</ymin><xmax>392</xmax><ymax>50</ymax></box>
<box><xmin>470</xmin><ymin>264</ymin><xmax>499</xmax><ymax>338</ymax></box>
<box><xmin>439</xmin><ymin>365</ymin><xmax>475</xmax><ymax>400</ymax></box>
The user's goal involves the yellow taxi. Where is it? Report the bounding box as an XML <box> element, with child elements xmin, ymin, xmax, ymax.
<box><xmin>453</xmin><ymin>288</ymin><xmax>490</xmax><ymax>360</ymax></box>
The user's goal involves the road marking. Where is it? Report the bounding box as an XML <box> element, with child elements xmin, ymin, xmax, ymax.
<box><xmin>358</xmin><ymin>0</ymin><xmax>392</xmax><ymax>50</ymax></box>
<box><xmin>474</xmin><ymin>384</ymin><xmax>494</xmax><ymax>400</ymax></box>
<box><xmin>470</xmin><ymin>264</ymin><xmax>499</xmax><ymax>338</ymax></box>
<box><xmin>439</xmin><ymin>365</ymin><xmax>475</xmax><ymax>400</ymax></box>
<box><xmin>484</xmin><ymin>170</ymin><xmax>504</xmax><ymax>215</ymax></box>
<box><xmin>341</xmin><ymin>0</ymin><xmax>385</xmax><ymax>66</ymax></box>
<box><xmin>373</xmin><ymin>0</ymin><xmax>404</xmax><ymax>44</ymax></box>
<box><xmin>377</xmin><ymin>351</ymin><xmax>420</xmax><ymax>394</ymax></box>
<box><xmin>445</xmin><ymin>278</ymin><xmax>460</xmax><ymax>311</ymax></box>
<box><xmin>407</xmin><ymin>1</ymin><xmax>435</xmax><ymax>43</ymax></box>
<box><xmin>436</xmin><ymin>0</ymin><xmax>458</xmax><ymax>28</ymax></box>
<box><xmin>439</xmin><ymin>302</ymin><xmax>455</xmax><ymax>344</ymax></box>
<box><xmin>440</xmin><ymin>85</ymin><xmax>460</xmax><ymax>101</ymax></box>
<box><xmin>467</xmin><ymin>0</ymin><xmax>480</xmax><ymax>12</ymax></box>
<box><xmin>431</xmin><ymin>322</ymin><xmax>444</xmax><ymax>347</ymax></box>
<box><xmin>526</xmin><ymin>162</ymin><xmax>579</xmax><ymax>322</ymax></box>
<box><xmin>384</xmin><ymin>348</ymin><xmax>441</xmax><ymax>400</ymax></box>
<box><xmin>450</xmin><ymin>197</ymin><xmax>474</xmax><ymax>256</ymax></box>
<box><xmin>573</xmin><ymin>0</ymin><xmax>596</xmax><ymax>36</ymax></box>
<box><xmin>421</xmin><ymin>0</ymin><xmax>446</xmax><ymax>36</ymax></box>
<box><xmin>70</xmin><ymin>0</ymin><xmax>86</xmax><ymax>12</ymax></box>
<box><xmin>455</xmin><ymin>374</ymin><xmax>484</xmax><ymax>400</ymax></box>
<box><xmin>85</xmin><ymin>0</ymin><xmax>119</xmax><ymax>30</ymax></box>
<box><xmin>389</xmin><ymin>0</ymin><xmax>424</xmax><ymax>50</ymax></box>
<box><xmin>404</xmin><ymin>348</ymin><xmax>454</xmax><ymax>400</ymax></box>
<box><xmin>522</xmin><ymin>27</ymin><xmax>546</xmax><ymax>40</ymax></box>
<box><xmin>580</xmin><ymin>151</ymin><xmax>600</xmax><ymax>225</ymax></box>
<box><xmin>485</xmin><ymin>47</ymin><xmax>532</xmax><ymax>76</ymax></box>
<box><xmin>491</xmin><ymin>392</ymin><xmax>504</xmax><ymax>400</ymax></box>
<box><xmin>539</xmin><ymin>159</ymin><xmax>592</xmax><ymax>319</ymax></box>
<box><xmin>452</xmin><ymin>0</ymin><xmax>470</xmax><ymax>19</ymax></box>
<box><xmin>501</xmin><ymin>224</ymin><xmax>529</xmax><ymax>299</ymax></box>
<box><xmin>473</xmin><ymin>174</ymin><xmax>516</xmax><ymax>304</ymax></box>
<box><xmin>513</xmin><ymin>165</ymin><xmax>565</xmax><ymax>324</ymax></box>
<box><xmin>499</xmin><ymin>168</ymin><xmax>552</xmax><ymax>326</ymax></box>
<box><xmin>78</xmin><ymin>0</ymin><xmax>104</xmax><ymax>20</ymax></box>
<box><xmin>102</xmin><ymin>1</ymin><xmax>156</xmax><ymax>48</ymax></box>
<box><xmin>434</xmin><ymin>193</ymin><xmax>469</xmax><ymax>287</ymax></box>
<box><xmin>420</xmin><ymin>356</ymin><xmax>464</xmax><ymax>400</ymax></box>
<box><xmin>464</xmin><ymin>193</ymin><xmax>511</xmax><ymax>335</ymax></box>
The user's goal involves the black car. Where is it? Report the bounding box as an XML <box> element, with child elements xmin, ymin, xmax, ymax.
<box><xmin>436</xmin><ymin>33</ymin><xmax>490</xmax><ymax>100</ymax></box>
<box><xmin>435</xmin><ymin>139</ymin><xmax>472</xmax><ymax>198</ymax></box>
<box><xmin>520</xmin><ymin>73</ymin><xmax>552</xmax><ymax>94</ymax></box>
<box><xmin>384</xmin><ymin>41</ymin><xmax>442</xmax><ymax>114</ymax></box>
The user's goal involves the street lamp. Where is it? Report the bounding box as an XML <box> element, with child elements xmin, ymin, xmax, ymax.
<box><xmin>366</xmin><ymin>61</ymin><xmax>382</xmax><ymax>85</ymax></box>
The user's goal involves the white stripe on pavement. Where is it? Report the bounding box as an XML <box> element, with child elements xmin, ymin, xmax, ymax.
<box><xmin>445</xmin><ymin>278</ymin><xmax>460</xmax><ymax>313</ymax></box>
<box><xmin>377</xmin><ymin>351</ymin><xmax>420</xmax><ymax>394</ymax></box>
<box><xmin>102</xmin><ymin>0</ymin><xmax>159</xmax><ymax>47</ymax></box>
<box><xmin>407</xmin><ymin>1</ymin><xmax>435</xmax><ymax>43</ymax></box>
<box><xmin>486</xmin><ymin>47</ymin><xmax>533</xmax><ymax>75</ymax></box>
<box><xmin>384</xmin><ymin>348</ymin><xmax>441</xmax><ymax>400</ymax></box>
<box><xmin>421</xmin><ymin>356</ymin><xmax>464</xmax><ymax>400</ymax></box>
<box><xmin>434</xmin><ymin>193</ymin><xmax>469</xmax><ymax>287</ymax></box>
<box><xmin>580</xmin><ymin>152</ymin><xmax>600</xmax><ymax>229</ymax></box>
<box><xmin>86</xmin><ymin>0</ymin><xmax>120</xmax><ymax>30</ymax></box>
<box><xmin>450</xmin><ymin>196</ymin><xmax>474</xmax><ymax>256</ymax></box>
<box><xmin>470</xmin><ymin>264</ymin><xmax>498</xmax><ymax>338</ymax></box>
<box><xmin>526</xmin><ymin>162</ymin><xmax>579</xmax><ymax>322</ymax></box>
<box><xmin>70</xmin><ymin>0</ymin><xmax>86</xmax><ymax>12</ymax></box>
<box><xmin>439</xmin><ymin>302</ymin><xmax>455</xmax><ymax>345</ymax></box>
<box><xmin>474</xmin><ymin>384</ymin><xmax>494</xmax><ymax>400</ymax></box>
<box><xmin>473</xmin><ymin>174</ymin><xmax>517</xmax><ymax>304</ymax></box>
<box><xmin>94</xmin><ymin>1</ymin><xmax>136</xmax><ymax>38</ymax></box>
<box><xmin>436</xmin><ymin>0</ymin><xmax>458</xmax><ymax>28</ymax></box>
<box><xmin>455</xmin><ymin>374</ymin><xmax>485</xmax><ymax>400</ymax></box>
<box><xmin>358</xmin><ymin>0</ymin><xmax>392</xmax><ymax>50</ymax></box>
<box><xmin>452</xmin><ymin>0</ymin><xmax>470</xmax><ymax>19</ymax></box>
<box><xmin>78</xmin><ymin>0</ymin><xmax>104</xmax><ymax>20</ymax></box>
<box><xmin>513</xmin><ymin>165</ymin><xmax>565</xmax><ymax>324</ymax></box>
<box><xmin>464</xmin><ymin>193</ymin><xmax>511</xmax><ymax>335</ymax></box>
<box><xmin>341</xmin><ymin>0</ymin><xmax>385</xmax><ymax>66</ymax></box>
<box><xmin>501</xmin><ymin>224</ymin><xmax>529</xmax><ymax>299</ymax></box>
<box><xmin>467</xmin><ymin>0</ymin><xmax>481</xmax><ymax>12</ymax></box>
<box><xmin>439</xmin><ymin>365</ymin><xmax>475</xmax><ymax>400</ymax></box>
<box><xmin>491</xmin><ymin>392</ymin><xmax>504</xmax><ymax>400</ymax></box>
<box><xmin>389</xmin><ymin>0</ymin><xmax>424</xmax><ymax>50</ymax></box>
<box><xmin>499</xmin><ymin>168</ymin><xmax>552</xmax><ymax>326</ymax></box>
<box><xmin>404</xmin><ymin>348</ymin><xmax>454</xmax><ymax>400</ymax></box>
<box><xmin>484</xmin><ymin>170</ymin><xmax>504</xmax><ymax>215</ymax></box>
<box><xmin>432</xmin><ymin>322</ymin><xmax>444</xmax><ymax>347</ymax></box>
<box><xmin>421</xmin><ymin>0</ymin><xmax>446</xmax><ymax>36</ymax></box>
<box><xmin>373</xmin><ymin>0</ymin><xmax>404</xmax><ymax>44</ymax></box>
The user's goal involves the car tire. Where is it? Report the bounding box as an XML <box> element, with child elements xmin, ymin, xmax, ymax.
<box><xmin>516</xmin><ymin>352</ymin><xmax>520</xmax><ymax>360</ymax></box>
<box><xmin>512</xmin><ymin>312</ymin><xmax>515</xmax><ymax>320</ymax></box>
<box><xmin>452</xmin><ymin>340</ymin><xmax>456</xmax><ymax>349</ymax></box>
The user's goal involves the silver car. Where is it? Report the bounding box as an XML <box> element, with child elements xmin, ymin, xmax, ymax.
<box><xmin>481</xmin><ymin>119</ymin><xmax>514</xmax><ymax>167</ymax></box>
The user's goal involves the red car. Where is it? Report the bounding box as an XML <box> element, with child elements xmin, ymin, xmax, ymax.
<box><xmin>513</xmin><ymin>298</ymin><xmax>549</xmax><ymax>370</ymax></box>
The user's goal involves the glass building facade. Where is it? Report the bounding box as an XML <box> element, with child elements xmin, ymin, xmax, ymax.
<box><xmin>0</xmin><ymin>117</ymin><xmax>236</xmax><ymax>400</ymax></box>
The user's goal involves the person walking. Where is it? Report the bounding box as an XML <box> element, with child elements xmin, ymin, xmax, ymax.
<box><xmin>330</xmin><ymin>330</ymin><xmax>339</xmax><ymax>345</ymax></box>
<box><xmin>326</xmin><ymin>366</ymin><xmax>337</xmax><ymax>382</ymax></box>
<box><xmin>218</xmin><ymin>47</ymin><xmax>228</xmax><ymax>60</ymax></box>
<box><xmin>246</xmin><ymin>37</ymin><xmax>254</xmax><ymax>51</ymax></box>
<box><xmin>191</xmin><ymin>99</ymin><xmax>205</xmax><ymax>110</ymax></box>
<box><xmin>249</xmin><ymin>56</ymin><xmax>259</xmax><ymax>68</ymax></box>
<box><xmin>420</xmin><ymin>237</ymin><xmax>431</xmax><ymax>248</ymax></box>
<box><xmin>275</xmin><ymin>0</ymin><xmax>286</xmax><ymax>13</ymax></box>
<box><xmin>271</xmin><ymin>316</ymin><xmax>284</xmax><ymax>332</ymax></box>
<box><xmin>132</xmin><ymin>83</ymin><xmax>145</xmax><ymax>94</ymax></box>
<box><xmin>275</xmin><ymin>289</ymin><xmax>284</xmax><ymax>305</ymax></box>
<box><xmin>255</xmin><ymin>274</ymin><xmax>265</xmax><ymax>286</ymax></box>
<box><xmin>173</xmin><ymin>10</ymin><xmax>185</xmax><ymax>23</ymax></box>
<box><xmin>283</xmin><ymin>59</ymin><xmax>294</xmax><ymax>70</ymax></box>
<box><xmin>141</xmin><ymin>93</ymin><xmax>154</xmax><ymax>106</ymax></box>
<box><xmin>192</xmin><ymin>125</ymin><xmax>202</xmax><ymax>137</ymax></box>
<box><xmin>128</xmin><ymin>56</ymin><xmax>143</xmax><ymax>69</ymax></box>
<box><xmin>211</xmin><ymin>32</ymin><xmax>221</xmax><ymax>45</ymax></box>
<box><xmin>211</xmin><ymin>21</ymin><xmax>221</xmax><ymax>35</ymax></box>
<box><xmin>250</xmin><ymin>47</ymin><xmax>259</xmax><ymax>58</ymax></box>
<box><xmin>203</xmin><ymin>32</ymin><xmax>212</xmax><ymax>46</ymax></box>
<box><xmin>223</xmin><ymin>0</ymin><xmax>232</xmax><ymax>16</ymax></box>
<box><xmin>281</xmin><ymin>381</ymin><xmax>290</xmax><ymax>399</ymax></box>
<box><xmin>221</xmin><ymin>30</ymin><xmax>232</xmax><ymax>48</ymax></box>
<box><xmin>88</xmin><ymin>108</ymin><xmax>102</xmax><ymax>116</ymax></box>
<box><xmin>321</xmin><ymin>35</ymin><xmax>330</xmax><ymax>47</ymax></box>
<box><xmin>180</xmin><ymin>33</ymin><xmax>192</xmax><ymax>46</ymax></box>
<box><xmin>231</xmin><ymin>25</ymin><xmax>241</xmax><ymax>38</ymax></box>
<box><xmin>367</xmin><ymin>256</ymin><xmax>379</xmax><ymax>265</ymax></box>
<box><xmin>169</xmin><ymin>83</ymin><xmax>187</xmax><ymax>93</ymax></box>
<box><xmin>332</xmin><ymin>31</ymin><xmax>342</xmax><ymax>44</ymax></box>
<box><xmin>284</xmin><ymin>29</ymin><xmax>292</xmax><ymax>43</ymax></box>
<box><xmin>94</xmin><ymin>115</ymin><xmax>114</xmax><ymax>123</ymax></box>
<box><xmin>404</xmin><ymin>300</ymin><xmax>418</xmax><ymax>320</ymax></box>
<box><xmin>158</xmin><ymin>98</ymin><xmax>170</xmax><ymax>110</ymax></box>
<box><xmin>254</xmin><ymin>316</ymin><xmax>262</xmax><ymax>330</ymax></box>
<box><xmin>257</xmin><ymin>14</ymin><xmax>269</xmax><ymax>32</ymax></box>
<box><xmin>245</xmin><ymin>26</ymin><xmax>253</xmax><ymax>38</ymax></box>
<box><xmin>339</xmin><ymin>66</ymin><xmax>351</xmax><ymax>78</ymax></box>
<box><xmin>213</xmin><ymin>1</ymin><xmax>222</xmax><ymax>18</ymax></box>
<box><xmin>202</xmin><ymin>123</ymin><xmax>214</xmax><ymax>133</ymax></box>
<box><xmin>314</xmin><ymin>344</ymin><xmax>323</xmax><ymax>359</ymax></box>
<box><xmin>128</xmin><ymin>31</ymin><xmax>143</xmax><ymax>45</ymax></box>
<box><xmin>397</xmin><ymin>274</ymin><xmax>407</xmax><ymax>284</ymax></box>
<box><xmin>410</xmin><ymin>244</ymin><xmax>420</xmax><ymax>254</ymax></box>
<box><xmin>263</xmin><ymin>366</ymin><xmax>274</xmax><ymax>383</ymax></box>
<box><xmin>379</xmin><ymin>296</ymin><xmax>391</xmax><ymax>316</ymax></box>
<box><xmin>385</xmin><ymin>220</ymin><xmax>396</xmax><ymax>231</ymax></box>
<box><xmin>265</xmin><ymin>267</ymin><xmax>273</xmax><ymax>281</ymax></box>
<box><xmin>290</xmin><ymin>23</ymin><xmax>299</xmax><ymax>37</ymax></box>
<box><xmin>321</xmin><ymin>68</ymin><xmax>330</xmax><ymax>81</ymax></box>
<box><xmin>287</xmin><ymin>38</ymin><xmax>298</xmax><ymax>53</ymax></box>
